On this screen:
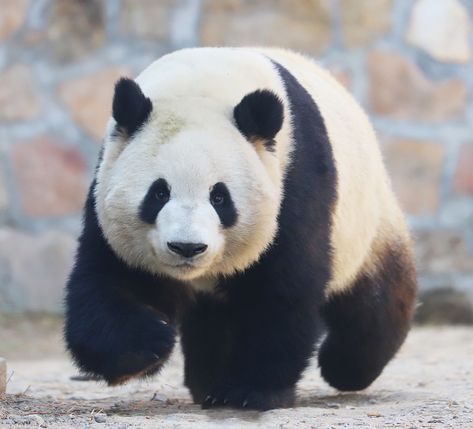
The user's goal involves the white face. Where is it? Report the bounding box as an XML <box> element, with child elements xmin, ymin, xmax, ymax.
<box><xmin>95</xmin><ymin>123</ymin><xmax>281</xmax><ymax>286</ymax></box>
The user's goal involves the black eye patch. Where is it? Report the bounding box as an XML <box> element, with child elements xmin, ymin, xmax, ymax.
<box><xmin>139</xmin><ymin>178</ymin><xmax>170</xmax><ymax>224</ymax></box>
<box><xmin>210</xmin><ymin>182</ymin><xmax>238</xmax><ymax>228</ymax></box>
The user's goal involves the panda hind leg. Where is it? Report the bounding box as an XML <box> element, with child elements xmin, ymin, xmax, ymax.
<box><xmin>318</xmin><ymin>241</ymin><xmax>417</xmax><ymax>391</ymax></box>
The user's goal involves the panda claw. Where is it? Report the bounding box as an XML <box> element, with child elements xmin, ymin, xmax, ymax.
<box><xmin>242</xmin><ymin>399</ymin><xmax>248</xmax><ymax>408</ymax></box>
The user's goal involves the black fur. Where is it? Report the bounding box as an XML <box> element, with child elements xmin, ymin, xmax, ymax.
<box><xmin>180</xmin><ymin>293</ymin><xmax>231</xmax><ymax>403</ymax></box>
<box><xmin>180</xmin><ymin>61</ymin><xmax>338</xmax><ymax>410</ymax></box>
<box><xmin>210</xmin><ymin>182</ymin><xmax>238</xmax><ymax>228</ymax></box>
<box><xmin>233</xmin><ymin>89</ymin><xmax>284</xmax><ymax>151</ymax></box>
<box><xmin>318</xmin><ymin>243</ymin><xmax>417</xmax><ymax>391</ymax></box>
<box><xmin>112</xmin><ymin>78</ymin><xmax>152</xmax><ymax>137</ymax></box>
<box><xmin>139</xmin><ymin>178</ymin><xmax>171</xmax><ymax>224</ymax></box>
<box><xmin>64</xmin><ymin>181</ymin><xmax>190</xmax><ymax>385</ymax></box>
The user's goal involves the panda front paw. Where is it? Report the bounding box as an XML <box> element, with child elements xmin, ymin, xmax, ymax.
<box><xmin>104</xmin><ymin>317</ymin><xmax>176</xmax><ymax>385</ymax></box>
<box><xmin>67</xmin><ymin>310</ymin><xmax>176</xmax><ymax>386</ymax></box>
<box><xmin>201</xmin><ymin>384</ymin><xmax>295</xmax><ymax>411</ymax></box>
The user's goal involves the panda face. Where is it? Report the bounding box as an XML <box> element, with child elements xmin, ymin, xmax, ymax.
<box><xmin>135</xmin><ymin>130</ymin><xmax>241</xmax><ymax>281</ymax></box>
<box><xmin>95</xmin><ymin>77</ymin><xmax>285</xmax><ymax>287</ymax></box>
<box><xmin>96</xmin><ymin>125</ymin><xmax>281</xmax><ymax>284</ymax></box>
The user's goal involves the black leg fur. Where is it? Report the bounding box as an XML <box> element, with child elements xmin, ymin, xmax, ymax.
<box><xmin>180</xmin><ymin>293</ymin><xmax>231</xmax><ymax>403</ymax></box>
<box><xmin>318</xmin><ymin>241</ymin><xmax>417</xmax><ymax>391</ymax></box>
<box><xmin>65</xmin><ymin>181</ymin><xmax>190</xmax><ymax>385</ymax></box>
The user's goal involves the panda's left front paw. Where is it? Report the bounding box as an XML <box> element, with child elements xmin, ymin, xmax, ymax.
<box><xmin>202</xmin><ymin>384</ymin><xmax>295</xmax><ymax>411</ymax></box>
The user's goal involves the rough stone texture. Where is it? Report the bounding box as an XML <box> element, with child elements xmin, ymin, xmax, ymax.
<box><xmin>341</xmin><ymin>0</ymin><xmax>393</xmax><ymax>47</ymax></box>
<box><xmin>415</xmin><ymin>229</ymin><xmax>473</xmax><ymax>276</ymax></box>
<box><xmin>0</xmin><ymin>64</ymin><xmax>41</xmax><ymax>121</ymax></box>
<box><xmin>200</xmin><ymin>0</ymin><xmax>332</xmax><ymax>55</ymax></box>
<box><xmin>383</xmin><ymin>138</ymin><xmax>445</xmax><ymax>215</ymax></box>
<box><xmin>120</xmin><ymin>0</ymin><xmax>178</xmax><ymax>40</ymax></box>
<box><xmin>407</xmin><ymin>0</ymin><xmax>472</xmax><ymax>63</ymax></box>
<box><xmin>0</xmin><ymin>357</ymin><xmax>5</xmax><ymax>395</ymax></box>
<box><xmin>368</xmin><ymin>51</ymin><xmax>468</xmax><ymax>121</ymax></box>
<box><xmin>0</xmin><ymin>0</ymin><xmax>29</xmax><ymax>41</ymax></box>
<box><xmin>11</xmin><ymin>136</ymin><xmax>88</xmax><ymax>217</ymax></box>
<box><xmin>454</xmin><ymin>142</ymin><xmax>473</xmax><ymax>196</ymax></box>
<box><xmin>0</xmin><ymin>228</ymin><xmax>76</xmax><ymax>313</ymax></box>
<box><xmin>45</xmin><ymin>0</ymin><xmax>105</xmax><ymax>63</ymax></box>
<box><xmin>415</xmin><ymin>288</ymin><xmax>473</xmax><ymax>325</ymax></box>
<box><xmin>57</xmin><ymin>67</ymin><xmax>130</xmax><ymax>140</ymax></box>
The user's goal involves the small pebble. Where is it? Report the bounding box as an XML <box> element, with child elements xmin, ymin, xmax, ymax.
<box><xmin>151</xmin><ymin>393</ymin><xmax>168</xmax><ymax>402</ymax></box>
<box><xmin>94</xmin><ymin>415</ymin><xmax>106</xmax><ymax>423</ymax></box>
<box><xmin>326</xmin><ymin>402</ymin><xmax>341</xmax><ymax>409</ymax></box>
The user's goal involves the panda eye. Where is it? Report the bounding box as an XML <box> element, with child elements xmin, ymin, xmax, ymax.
<box><xmin>210</xmin><ymin>193</ymin><xmax>225</xmax><ymax>206</ymax></box>
<box><xmin>153</xmin><ymin>179</ymin><xmax>170</xmax><ymax>203</ymax></box>
<box><xmin>155</xmin><ymin>190</ymin><xmax>168</xmax><ymax>201</ymax></box>
<box><xmin>155</xmin><ymin>189</ymin><xmax>170</xmax><ymax>202</ymax></box>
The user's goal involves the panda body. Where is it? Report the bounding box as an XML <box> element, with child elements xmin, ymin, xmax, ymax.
<box><xmin>65</xmin><ymin>47</ymin><xmax>417</xmax><ymax>410</ymax></box>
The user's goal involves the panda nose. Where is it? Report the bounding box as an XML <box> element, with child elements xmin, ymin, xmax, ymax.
<box><xmin>167</xmin><ymin>242</ymin><xmax>208</xmax><ymax>258</ymax></box>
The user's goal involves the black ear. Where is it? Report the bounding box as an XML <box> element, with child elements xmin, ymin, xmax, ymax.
<box><xmin>112</xmin><ymin>78</ymin><xmax>153</xmax><ymax>137</ymax></box>
<box><xmin>233</xmin><ymin>89</ymin><xmax>284</xmax><ymax>150</ymax></box>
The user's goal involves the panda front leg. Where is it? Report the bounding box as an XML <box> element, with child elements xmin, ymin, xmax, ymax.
<box><xmin>318</xmin><ymin>243</ymin><xmax>417</xmax><ymax>391</ymax></box>
<box><xmin>180</xmin><ymin>293</ymin><xmax>231</xmax><ymax>403</ymax></box>
<box><xmin>65</xmin><ymin>184</ymin><xmax>183</xmax><ymax>385</ymax></box>
<box><xmin>192</xmin><ymin>286</ymin><xmax>323</xmax><ymax>411</ymax></box>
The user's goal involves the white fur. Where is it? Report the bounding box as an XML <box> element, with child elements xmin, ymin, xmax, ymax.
<box><xmin>95</xmin><ymin>47</ymin><xmax>410</xmax><ymax>294</ymax></box>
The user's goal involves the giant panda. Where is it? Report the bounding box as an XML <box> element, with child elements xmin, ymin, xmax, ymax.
<box><xmin>65</xmin><ymin>47</ymin><xmax>417</xmax><ymax>411</ymax></box>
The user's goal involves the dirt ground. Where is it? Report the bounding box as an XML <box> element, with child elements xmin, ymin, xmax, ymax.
<box><xmin>0</xmin><ymin>315</ymin><xmax>472</xmax><ymax>428</ymax></box>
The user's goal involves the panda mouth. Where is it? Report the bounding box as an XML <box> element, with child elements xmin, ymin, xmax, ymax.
<box><xmin>164</xmin><ymin>261</ymin><xmax>198</xmax><ymax>270</ymax></box>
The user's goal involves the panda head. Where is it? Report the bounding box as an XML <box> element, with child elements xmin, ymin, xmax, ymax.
<box><xmin>95</xmin><ymin>77</ymin><xmax>284</xmax><ymax>285</ymax></box>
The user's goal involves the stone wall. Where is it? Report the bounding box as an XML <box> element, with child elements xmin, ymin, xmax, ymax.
<box><xmin>1</xmin><ymin>0</ymin><xmax>472</xmax><ymax>316</ymax></box>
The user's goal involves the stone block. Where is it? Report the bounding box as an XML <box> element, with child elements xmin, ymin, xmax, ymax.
<box><xmin>406</xmin><ymin>0</ymin><xmax>471</xmax><ymax>63</ymax></box>
<box><xmin>12</xmin><ymin>136</ymin><xmax>88</xmax><ymax>217</ymax></box>
<box><xmin>0</xmin><ymin>228</ymin><xmax>76</xmax><ymax>313</ymax></box>
<box><xmin>454</xmin><ymin>142</ymin><xmax>473</xmax><ymax>196</ymax></box>
<box><xmin>0</xmin><ymin>64</ymin><xmax>41</xmax><ymax>121</ymax></box>
<box><xmin>45</xmin><ymin>0</ymin><xmax>105</xmax><ymax>63</ymax></box>
<box><xmin>368</xmin><ymin>51</ymin><xmax>468</xmax><ymax>121</ymax></box>
<box><xmin>341</xmin><ymin>0</ymin><xmax>393</xmax><ymax>47</ymax></box>
<box><xmin>383</xmin><ymin>138</ymin><xmax>445</xmax><ymax>215</ymax></box>
<box><xmin>415</xmin><ymin>288</ymin><xmax>473</xmax><ymax>325</ymax></box>
<box><xmin>0</xmin><ymin>0</ymin><xmax>28</xmax><ymax>41</ymax></box>
<box><xmin>120</xmin><ymin>0</ymin><xmax>178</xmax><ymax>40</ymax></box>
<box><xmin>57</xmin><ymin>67</ymin><xmax>130</xmax><ymax>141</ymax></box>
<box><xmin>415</xmin><ymin>229</ymin><xmax>473</xmax><ymax>276</ymax></box>
<box><xmin>200</xmin><ymin>0</ymin><xmax>332</xmax><ymax>56</ymax></box>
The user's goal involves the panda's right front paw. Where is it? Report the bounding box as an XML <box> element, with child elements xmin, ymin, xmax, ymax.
<box><xmin>68</xmin><ymin>311</ymin><xmax>176</xmax><ymax>386</ymax></box>
<box><xmin>105</xmin><ymin>318</ymin><xmax>176</xmax><ymax>385</ymax></box>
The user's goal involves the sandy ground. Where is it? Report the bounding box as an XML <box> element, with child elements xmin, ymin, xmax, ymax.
<box><xmin>0</xmin><ymin>317</ymin><xmax>472</xmax><ymax>428</ymax></box>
